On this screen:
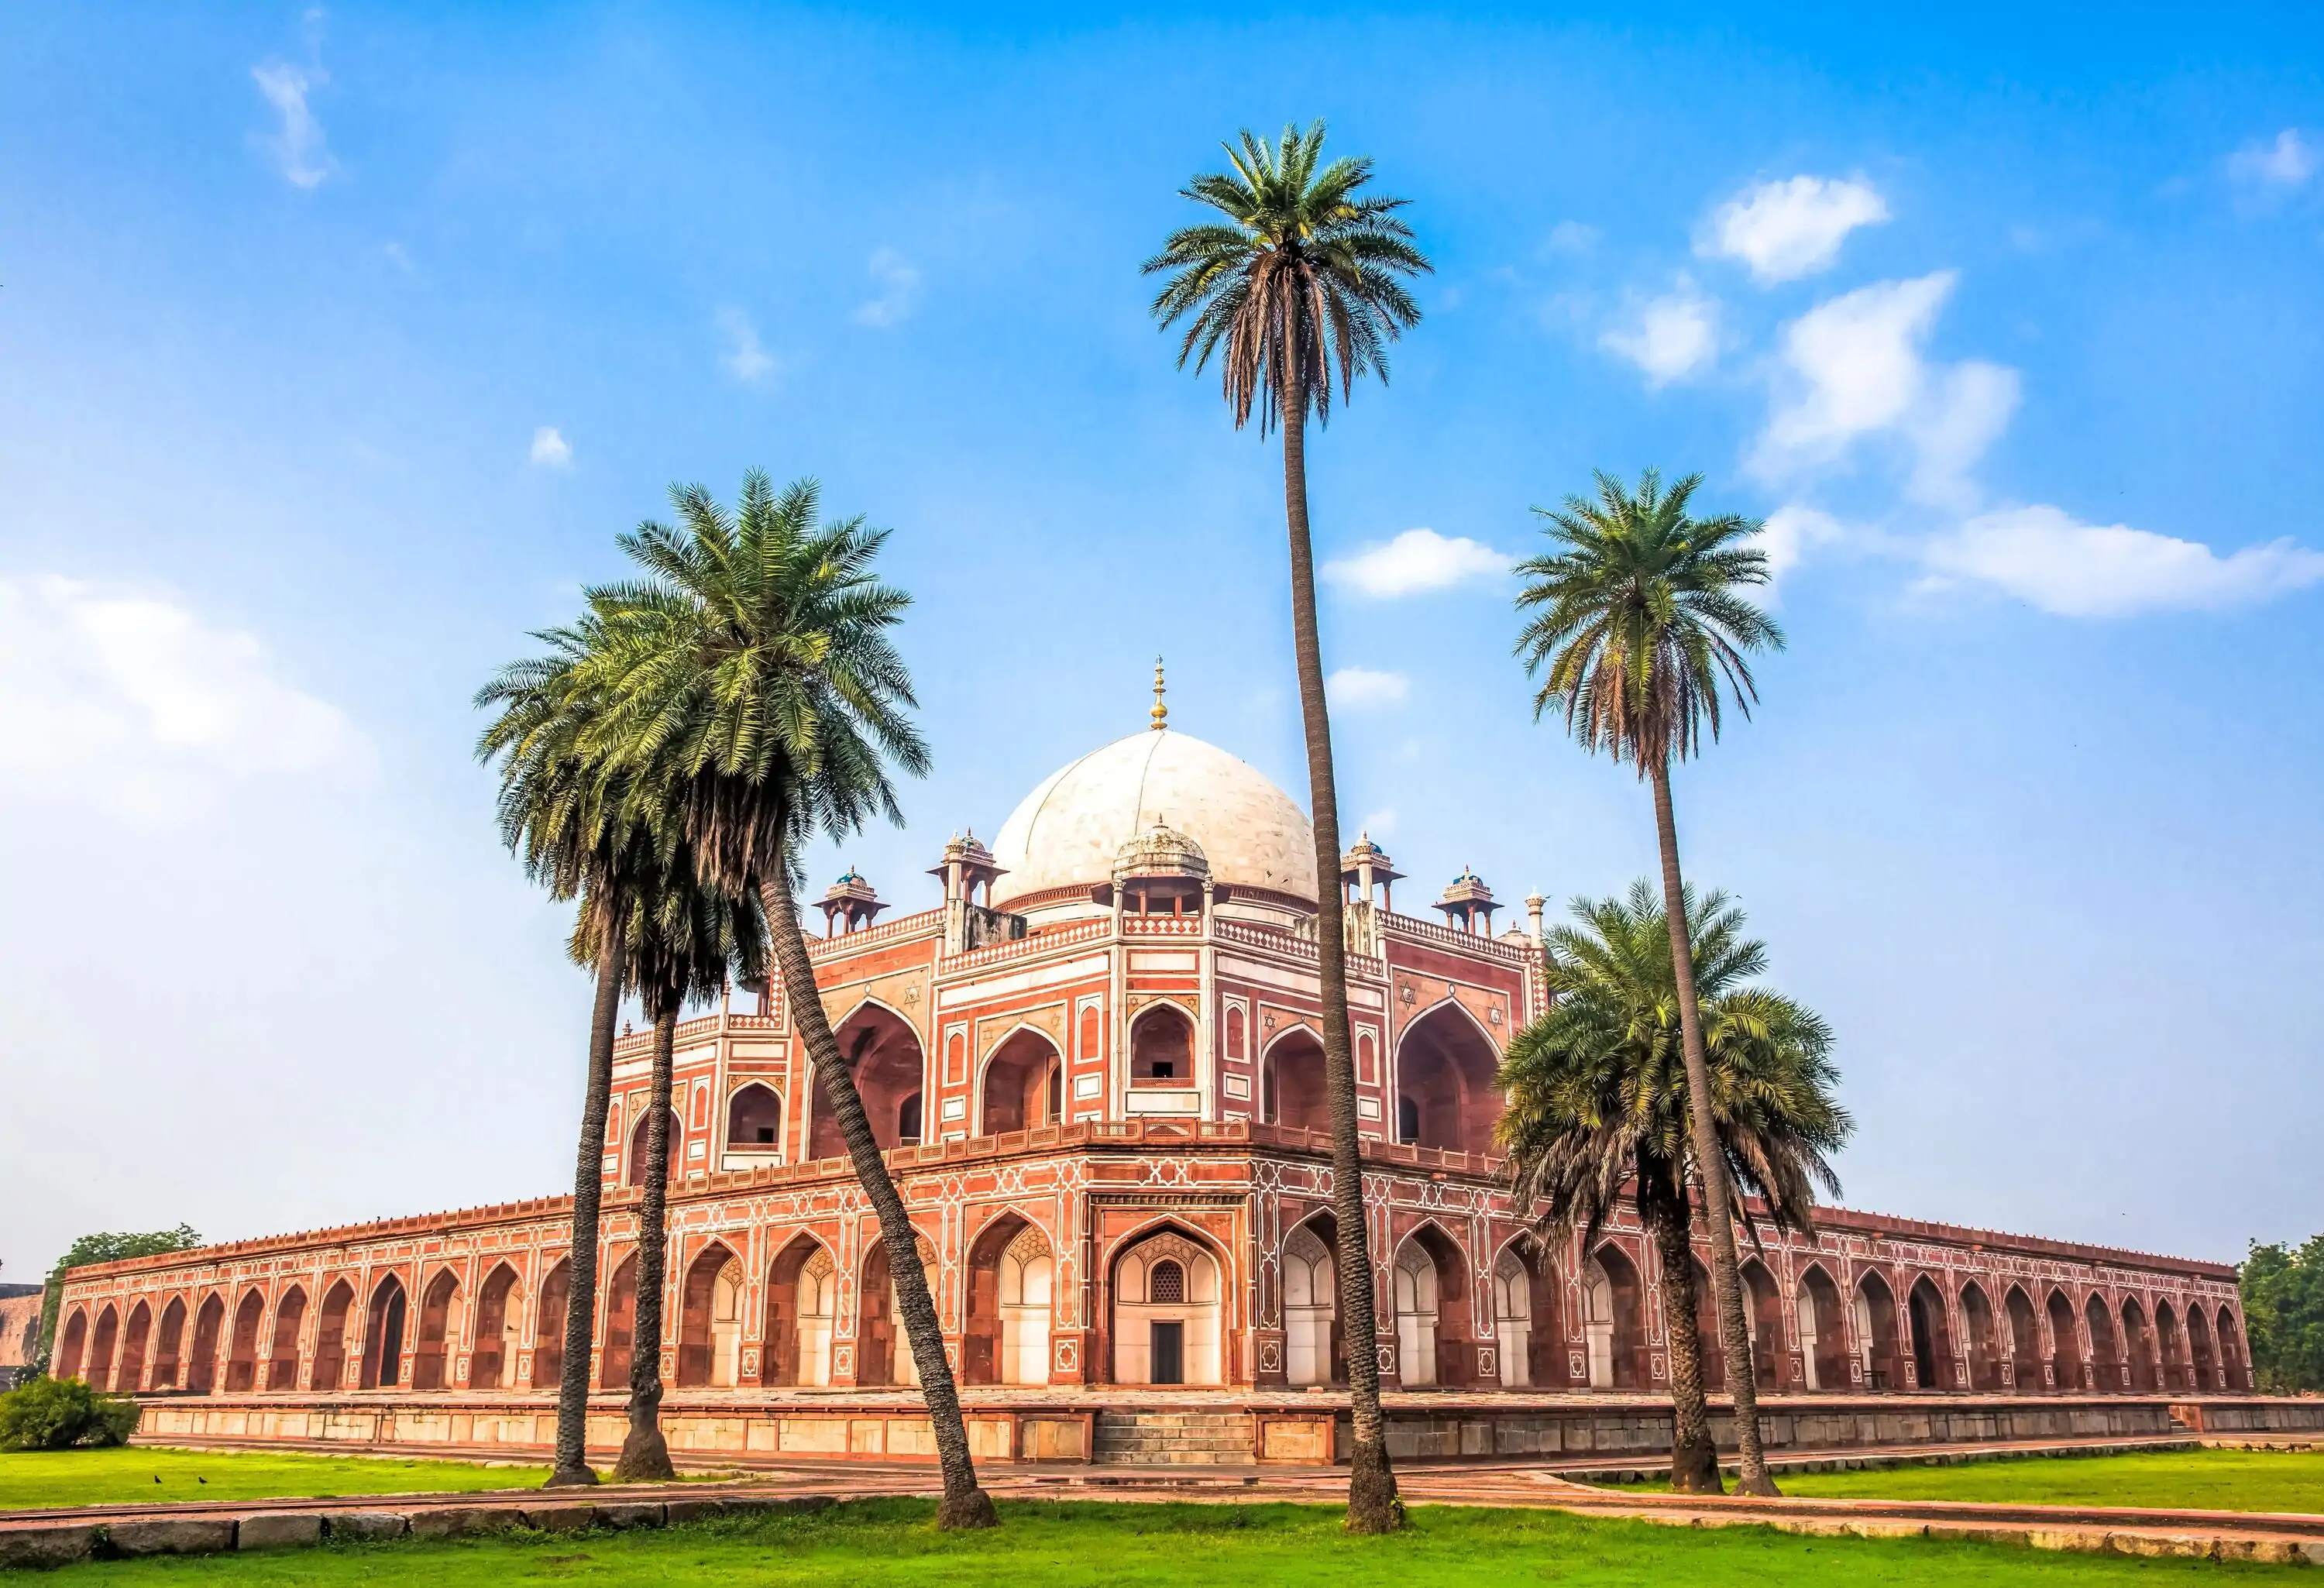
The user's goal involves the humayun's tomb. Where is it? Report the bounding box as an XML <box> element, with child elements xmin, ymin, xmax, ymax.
<box><xmin>50</xmin><ymin>712</ymin><xmax>2303</xmax><ymax>1466</ymax></box>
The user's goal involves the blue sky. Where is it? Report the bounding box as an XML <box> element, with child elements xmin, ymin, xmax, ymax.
<box><xmin>2</xmin><ymin>3</ymin><xmax>2319</xmax><ymax>1277</ymax></box>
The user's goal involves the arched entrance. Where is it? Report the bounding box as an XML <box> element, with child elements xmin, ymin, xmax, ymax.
<box><xmin>814</xmin><ymin>1004</ymin><xmax>926</xmax><ymax>1157</ymax></box>
<box><xmin>88</xmin><ymin>1307</ymin><xmax>119</xmax><ymax>1392</ymax></box>
<box><xmin>2218</xmin><ymin>1308</ymin><xmax>2250</xmax><ymax>1390</ymax></box>
<box><xmin>153</xmin><ymin>1298</ymin><xmax>187</xmax><ymax>1390</ymax></box>
<box><xmin>979</xmin><ymin>1031</ymin><xmax>1063</xmax><ymax>1135</ymax></box>
<box><xmin>2155</xmin><ymin>1300</ymin><xmax>2186</xmax><ymax>1392</ymax></box>
<box><xmin>1961</xmin><ymin>1282</ymin><xmax>2003</xmax><ymax>1390</ymax></box>
<box><xmin>1795</xmin><ymin>1266</ymin><xmax>1846</xmax><ymax>1391</ymax></box>
<box><xmin>531</xmin><ymin>1260</ymin><xmax>571</xmax><ymax>1389</ymax></box>
<box><xmin>858</xmin><ymin>1230</ymin><xmax>939</xmax><ymax>1387</ymax></box>
<box><xmin>1583</xmin><ymin>1245</ymin><xmax>1645</xmax><ymax>1389</ymax></box>
<box><xmin>1908</xmin><ymin>1277</ymin><xmax>1954</xmax><ymax>1390</ymax></box>
<box><xmin>1128</xmin><ymin>1004</ymin><xmax>1197</xmax><ymax>1091</ymax></box>
<box><xmin>1261</xmin><ymin>1031</ymin><xmax>1329</xmax><ymax>1132</ymax></box>
<box><xmin>312</xmin><ymin>1282</ymin><xmax>353</xmax><ymax>1392</ymax></box>
<box><xmin>1392</xmin><ymin>1002</ymin><xmax>1501</xmax><ymax>1154</ymax></box>
<box><xmin>360</xmin><ymin>1277</ymin><xmax>406</xmax><ymax>1390</ymax></box>
<box><xmin>2005</xmin><ymin>1286</ymin><xmax>2043</xmax><ymax>1390</ymax></box>
<box><xmin>268</xmin><ymin>1287</ymin><xmax>307</xmax><ymax>1390</ymax></box>
<box><xmin>1853</xmin><ymin>1273</ymin><xmax>1903</xmax><ymax>1390</ymax></box>
<box><xmin>1111</xmin><ymin>1226</ymin><xmax>1224</xmax><ymax>1385</ymax></box>
<box><xmin>2046</xmin><ymin>1290</ymin><xmax>2083</xmax><ymax>1390</ymax></box>
<box><xmin>1284</xmin><ymin>1217</ymin><xmax>1341</xmax><ymax>1387</ymax></box>
<box><xmin>964</xmin><ymin>1215</ymin><xmax>1054</xmax><ymax>1385</ymax></box>
<box><xmin>2084</xmin><ymin>1294</ymin><xmax>2123</xmax><ymax>1392</ymax></box>
<box><xmin>679</xmin><ymin>1243</ymin><xmax>746</xmax><ymax>1387</ymax></box>
<box><xmin>1493</xmin><ymin>1241</ymin><xmax>1562</xmax><ymax>1389</ymax></box>
<box><xmin>225</xmin><ymin>1290</ymin><xmax>265</xmax><ymax>1392</ymax></box>
<box><xmin>188</xmin><ymin>1292</ymin><xmax>226</xmax><ymax>1394</ymax></box>
<box><xmin>761</xmin><ymin>1236</ymin><xmax>836</xmax><ymax>1387</ymax></box>
<box><xmin>56</xmin><ymin>1310</ymin><xmax>87</xmax><ymax>1381</ymax></box>
<box><xmin>2121</xmin><ymin>1298</ymin><xmax>2158</xmax><ymax>1393</ymax></box>
<box><xmin>119</xmin><ymin>1301</ymin><xmax>153</xmax><ymax>1394</ymax></box>
<box><xmin>599</xmin><ymin>1252</ymin><xmax>641</xmax><ymax>1390</ymax></box>
<box><xmin>2188</xmin><ymin>1305</ymin><xmax>2218</xmax><ymax>1388</ymax></box>
<box><xmin>413</xmin><ymin>1270</ymin><xmax>461</xmax><ymax>1390</ymax></box>
<box><xmin>470</xmin><ymin>1265</ymin><xmax>523</xmax><ymax>1390</ymax></box>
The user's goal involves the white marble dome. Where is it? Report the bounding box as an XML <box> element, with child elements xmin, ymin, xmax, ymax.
<box><xmin>988</xmin><ymin>730</ymin><xmax>1318</xmax><ymax>906</ymax></box>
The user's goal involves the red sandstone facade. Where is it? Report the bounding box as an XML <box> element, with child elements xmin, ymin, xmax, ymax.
<box><xmin>53</xmin><ymin>727</ymin><xmax>2253</xmax><ymax>1436</ymax></box>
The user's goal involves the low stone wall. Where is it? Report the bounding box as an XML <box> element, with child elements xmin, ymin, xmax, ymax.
<box><xmin>130</xmin><ymin>1389</ymin><xmax>2324</xmax><ymax>1468</ymax></box>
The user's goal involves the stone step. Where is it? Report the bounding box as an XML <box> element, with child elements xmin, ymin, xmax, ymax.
<box><xmin>1092</xmin><ymin>1410</ymin><xmax>1259</xmax><ymax>1465</ymax></box>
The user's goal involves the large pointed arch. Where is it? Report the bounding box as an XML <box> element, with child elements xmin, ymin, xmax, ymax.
<box><xmin>1391</xmin><ymin>997</ymin><xmax>1503</xmax><ymax>1155</ymax></box>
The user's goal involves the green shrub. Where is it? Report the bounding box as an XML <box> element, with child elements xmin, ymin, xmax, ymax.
<box><xmin>0</xmin><ymin>1377</ymin><xmax>141</xmax><ymax>1452</ymax></box>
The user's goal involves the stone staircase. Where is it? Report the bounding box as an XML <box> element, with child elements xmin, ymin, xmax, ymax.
<box><xmin>1093</xmin><ymin>1408</ymin><xmax>1259</xmax><ymax>1466</ymax></box>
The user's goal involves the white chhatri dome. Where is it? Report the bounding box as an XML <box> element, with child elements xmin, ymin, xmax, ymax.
<box><xmin>988</xmin><ymin>730</ymin><xmax>1317</xmax><ymax>906</ymax></box>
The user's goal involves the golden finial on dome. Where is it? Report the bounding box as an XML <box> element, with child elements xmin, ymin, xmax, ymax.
<box><xmin>1150</xmin><ymin>656</ymin><xmax>1167</xmax><ymax>731</ymax></box>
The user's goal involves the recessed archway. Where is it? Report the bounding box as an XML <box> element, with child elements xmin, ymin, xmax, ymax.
<box><xmin>531</xmin><ymin>1260</ymin><xmax>572</xmax><ymax>1390</ymax></box>
<box><xmin>964</xmin><ymin>1213</ymin><xmax>1054</xmax><ymax>1386</ymax></box>
<box><xmin>153</xmin><ymin>1297</ymin><xmax>187</xmax><ymax>1390</ymax></box>
<box><xmin>2154</xmin><ymin>1299</ymin><xmax>2187</xmax><ymax>1392</ymax></box>
<box><xmin>1794</xmin><ymin>1265</ymin><xmax>1846</xmax><ymax>1391</ymax></box>
<box><xmin>627</xmin><ymin>1108</ymin><xmax>683</xmax><ymax>1187</ymax></box>
<box><xmin>979</xmin><ymin>1030</ymin><xmax>1064</xmax><ymax>1136</ymax></box>
<box><xmin>1392</xmin><ymin>1225</ymin><xmax>1476</xmax><ymax>1388</ymax></box>
<box><xmin>858</xmin><ymin>1229</ymin><xmax>940</xmax><ymax>1388</ymax></box>
<box><xmin>1908</xmin><ymin>1276</ymin><xmax>1954</xmax><ymax>1391</ymax></box>
<box><xmin>118</xmin><ymin>1301</ymin><xmax>153</xmax><ymax>1394</ymax></box>
<box><xmin>1284</xmin><ymin>1215</ymin><xmax>1342</xmax><ymax>1387</ymax></box>
<box><xmin>1261</xmin><ymin>1030</ymin><xmax>1329</xmax><ymax>1133</ymax></box>
<box><xmin>2005</xmin><ymin>1286</ymin><xmax>2043</xmax><ymax>1391</ymax></box>
<box><xmin>813</xmin><ymin>1003</ymin><xmax>926</xmax><ymax>1156</ymax></box>
<box><xmin>678</xmin><ymin>1242</ymin><xmax>746</xmax><ymax>1387</ymax></box>
<box><xmin>761</xmin><ymin>1235</ymin><xmax>836</xmax><ymax>1387</ymax></box>
<box><xmin>56</xmin><ymin>1309</ymin><xmax>88</xmax><ymax>1383</ymax></box>
<box><xmin>470</xmin><ymin>1265</ymin><xmax>523</xmax><ymax>1390</ymax></box>
<box><xmin>1392</xmin><ymin>1001</ymin><xmax>1502</xmax><ymax>1156</ymax></box>
<box><xmin>1110</xmin><ymin>1224</ymin><xmax>1224</xmax><ymax>1386</ymax></box>
<box><xmin>1128</xmin><ymin>1004</ymin><xmax>1196</xmax><ymax>1089</ymax></box>
<box><xmin>413</xmin><ymin>1270</ymin><xmax>461</xmax><ymax>1391</ymax></box>
<box><xmin>1583</xmin><ymin>1244</ymin><xmax>1646</xmax><ymax>1390</ymax></box>
<box><xmin>268</xmin><ymin>1287</ymin><xmax>308</xmax><ymax>1391</ymax></box>
<box><xmin>312</xmin><ymin>1281</ymin><xmax>354</xmax><ymax>1392</ymax></box>
<box><xmin>88</xmin><ymin>1306</ymin><xmax>120</xmax><ymax>1392</ymax></box>
<box><xmin>2121</xmin><ymin>1297</ymin><xmax>2159</xmax><ymax>1393</ymax></box>
<box><xmin>1961</xmin><ymin>1282</ymin><xmax>2003</xmax><ymax>1390</ymax></box>
<box><xmin>359</xmin><ymin>1277</ymin><xmax>407</xmax><ymax>1390</ymax></box>
<box><xmin>2218</xmin><ymin>1308</ymin><xmax>2250</xmax><ymax>1390</ymax></box>
<box><xmin>726</xmin><ymin>1083</ymin><xmax>784</xmax><ymax>1152</ymax></box>
<box><xmin>1853</xmin><ymin>1272</ymin><xmax>1904</xmax><ymax>1390</ymax></box>
<box><xmin>1492</xmin><ymin>1237</ymin><xmax>1564</xmax><ymax>1389</ymax></box>
<box><xmin>2046</xmin><ymin>1290</ymin><xmax>2084</xmax><ymax>1391</ymax></box>
<box><xmin>2084</xmin><ymin>1294</ymin><xmax>2123</xmax><ymax>1393</ymax></box>
<box><xmin>2188</xmin><ymin>1304</ymin><xmax>2219</xmax><ymax>1389</ymax></box>
<box><xmin>225</xmin><ymin>1289</ymin><xmax>265</xmax><ymax>1393</ymax></box>
<box><xmin>599</xmin><ymin>1251</ymin><xmax>641</xmax><ymax>1390</ymax></box>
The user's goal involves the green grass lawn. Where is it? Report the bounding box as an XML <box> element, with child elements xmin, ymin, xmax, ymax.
<box><xmin>0</xmin><ymin>1448</ymin><xmax>548</xmax><ymax>1511</ymax></box>
<box><xmin>1599</xmin><ymin>1449</ymin><xmax>2324</xmax><ymax>1514</ymax></box>
<box><xmin>30</xmin><ymin>1499</ymin><xmax>2312</xmax><ymax>1584</ymax></box>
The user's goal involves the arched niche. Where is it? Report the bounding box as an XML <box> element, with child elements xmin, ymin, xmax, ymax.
<box><xmin>979</xmin><ymin>1029</ymin><xmax>1063</xmax><ymax>1136</ymax></box>
<box><xmin>762</xmin><ymin>1235</ymin><xmax>837</xmax><ymax>1387</ymax></box>
<box><xmin>268</xmin><ymin>1287</ymin><xmax>308</xmax><ymax>1391</ymax></box>
<box><xmin>470</xmin><ymin>1265</ymin><xmax>523</xmax><ymax>1390</ymax></box>
<box><xmin>1908</xmin><ymin>1276</ymin><xmax>1954</xmax><ymax>1391</ymax></box>
<box><xmin>1793</xmin><ymin>1265</ymin><xmax>1846</xmax><ymax>1392</ymax></box>
<box><xmin>1128</xmin><ymin>1003</ymin><xmax>1196</xmax><ymax>1088</ymax></box>
<box><xmin>312</xmin><ymin>1280</ymin><xmax>355</xmax><ymax>1393</ymax></box>
<box><xmin>413</xmin><ymin>1269</ymin><xmax>462</xmax><ymax>1390</ymax></box>
<box><xmin>2084</xmin><ymin>1294</ymin><xmax>2123</xmax><ymax>1392</ymax></box>
<box><xmin>118</xmin><ymin>1301</ymin><xmax>153</xmax><ymax>1394</ymax></box>
<box><xmin>1393</xmin><ymin>1002</ymin><xmax>1502</xmax><ymax>1156</ymax></box>
<box><xmin>1960</xmin><ymin>1281</ymin><xmax>2003</xmax><ymax>1391</ymax></box>
<box><xmin>1582</xmin><ymin>1244</ymin><xmax>1646</xmax><ymax>1390</ymax></box>
<box><xmin>225</xmin><ymin>1289</ymin><xmax>265</xmax><ymax>1393</ymax></box>
<box><xmin>599</xmin><ymin>1251</ymin><xmax>641</xmax><ymax>1390</ymax></box>
<box><xmin>964</xmin><ymin>1214</ymin><xmax>1054</xmax><ymax>1386</ymax></box>
<box><xmin>1261</xmin><ymin>1029</ymin><xmax>1329</xmax><ymax>1132</ymax></box>
<box><xmin>1391</xmin><ymin>1224</ymin><xmax>1475</xmax><ymax>1387</ymax></box>
<box><xmin>1283</xmin><ymin>1215</ymin><xmax>1341</xmax><ymax>1387</ymax></box>
<box><xmin>2045</xmin><ymin>1290</ymin><xmax>2084</xmax><ymax>1391</ymax></box>
<box><xmin>627</xmin><ymin>1108</ymin><xmax>683</xmax><ymax>1187</ymax></box>
<box><xmin>2005</xmin><ymin>1285</ymin><xmax>2043</xmax><ymax>1390</ymax></box>
<box><xmin>679</xmin><ymin>1242</ymin><xmax>747</xmax><ymax>1387</ymax></box>
<box><xmin>1492</xmin><ymin>1237</ymin><xmax>1564</xmax><ymax>1389</ymax></box>
<box><xmin>813</xmin><ymin>1003</ymin><xmax>925</xmax><ymax>1157</ymax></box>
<box><xmin>531</xmin><ymin>1260</ymin><xmax>572</xmax><ymax>1390</ymax></box>
<box><xmin>858</xmin><ymin>1228</ymin><xmax>940</xmax><ymax>1388</ymax></box>
<box><xmin>1852</xmin><ymin>1271</ymin><xmax>1904</xmax><ymax>1390</ymax></box>
<box><xmin>359</xmin><ymin>1277</ymin><xmax>406</xmax><ymax>1390</ymax></box>
<box><xmin>727</xmin><ymin>1083</ymin><xmax>784</xmax><ymax>1153</ymax></box>
<box><xmin>1111</xmin><ymin>1225</ymin><xmax>1225</xmax><ymax>1386</ymax></box>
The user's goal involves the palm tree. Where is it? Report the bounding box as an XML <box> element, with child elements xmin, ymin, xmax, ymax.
<box><xmin>1497</xmin><ymin>883</ymin><xmax>1848</xmax><ymax>1492</ymax></box>
<box><xmin>575</xmin><ymin>473</ymin><xmax>995</xmax><ymax>1530</ymax></box>
<box><xmin>476</xmin><ymin>622</ymin><xmax>665</xmax><ymax>1488</ymax></box>
<box><xmin>1146</xmin><ymin>121</ymin><xmax>1428</xmax><ymax>1535</ymax></box>
<box><xmin>1513</xmin><ymin>469</ymin><xmax>1788</xmax><ymax>1493</ymax></box>
<box><xmin>584</xmin><ymin>844</ymin><xmax>767</xmax><ymax>1483</ymax></box>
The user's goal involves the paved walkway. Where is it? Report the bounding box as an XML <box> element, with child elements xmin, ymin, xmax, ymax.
<box><xmin>5</xmin><ymin>1438</ymin><xmax>2322</xmax><ymax>1569</ymax></box>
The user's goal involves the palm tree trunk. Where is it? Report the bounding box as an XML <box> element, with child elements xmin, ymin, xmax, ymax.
<box><xmin>1280</xmin><ymin>394</ymin><xmax>1400</xmax><ymax>1534</ymax></box>
<box><xmin>548</xmin><ymin>897</ymin><xmax>627</xmax><ymax>1487</ymax></box>
<box><xmin>1645</xmin><ymin>1173</ymin><xmax>1721</xmax><ymax>1493</ymax></box>
<box><xmin>1648</xmin><ymin>757</ymin><xmax>1778</xmax><ymax>1497</ymax></box>
<box><xmin>614</xmin><ymin>1006</ymin><xmax>679</xmax><ymax>1482</ymax></box>
<box><xmin>760</xmin><ymin>858</ymin><xmax>996</xmax><ymax>1530</ymax></box>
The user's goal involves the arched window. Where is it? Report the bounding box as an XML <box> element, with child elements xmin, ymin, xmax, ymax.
<box><xmin>1149</xmin><ymin>1260</ymin><xmax>1185</xmax><ymax>1304</ymax></box>
<box><xmin>1129</xmin><ymin>1005</ymin><xmax>1195</xmax><ymax>1085</ymax></box>
<box><xmin>627</xmin><ymin>1108</ymin><xmax>683</xmax><ymax>1186</ymax></box>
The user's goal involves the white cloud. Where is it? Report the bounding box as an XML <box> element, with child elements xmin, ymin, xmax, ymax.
<box><xmin>1544</xmin><ymin>220</ymin><xmax>1600</xmax><ymax>255</ymax></box>
<box><xmin>251</xmin><ymin>60</ymin><xmax>335</xmax><ymax>190</ymax></box>
<box><xmin>1326</xmin><ymin>667</ymin><xmax>1409</xmax><ymax>708</ymax></box>
<box><xmin>0</xmin><ymin>576</ymin><xmax>368</xmax><ymax>824</ymax></box>
<box><xmin>1755</xmin><ymin>504</ymin><xmax>1850</xmax><ymax>586</ymax></box>
<box><xmin>1601</xmin><ymin>284</ymin><xmax>1721</xmax><ymax>386</ymax></box>
<box><xmin>853</xmin><ymin>248</ymin><xmax>921</xmax><ymax>328</ymax></box>
<box><xmin>717</xmin><ymin>307</ymin><xmax>775</xmax><ymax>382</ymax></box>
<box><xmin>529</xmin><ymin>426</ymin><xmax>571</xmax><ymax>466</ymax></box>
<box><xmin>1755</xmin><ymin>272</ymin><xmax>2019</xmax><ymax>507</ymax></box>
<box><xmin>1921</xmin><ymin>506</ymin><xmax>2324</xmax><ymax>617</ymax></box>
<box><xmin>2229</xmin><ymin>129</ymin><xmax>2316</xmax><ymax>190</ymax></box>
<box><xmin>1703</xmin><ymin>176</ymin><xmax>1889</xmax><ymax>284</ymax></box>
<box><xmin>1322</xmin><ymin>529</ymin><xmax>1511</xmax><ymax>598</ymax></box>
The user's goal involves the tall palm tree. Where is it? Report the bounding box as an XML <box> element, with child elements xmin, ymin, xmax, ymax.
<box><xmin>1513</xmin><ymin>469</ymin><xmax>1788</xmax><ymax>1493</ymax></box>
<box><xmin>476</xmin><ymin>622</ymin><xmax>666</xmax><ymax>1488</ymax></box>
<box><xmin>1497</xmin><ymin>883</ymin><xmax>1848</xmax><ymax>1492</ymax></box>
<box><xmin>1146</xmin><ymin>121</ymin><xmax>1428</xmax><ymax>1535</ymax></box>
<box><xmin>575</xmin><ymin>473</ymin><xmax>995</xmax><ymax>1530</ymax></box>
<box><xmin>582</xmin><ymin>845</ymin><xmax>767</xmax><ymax>1483</ymax></box>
